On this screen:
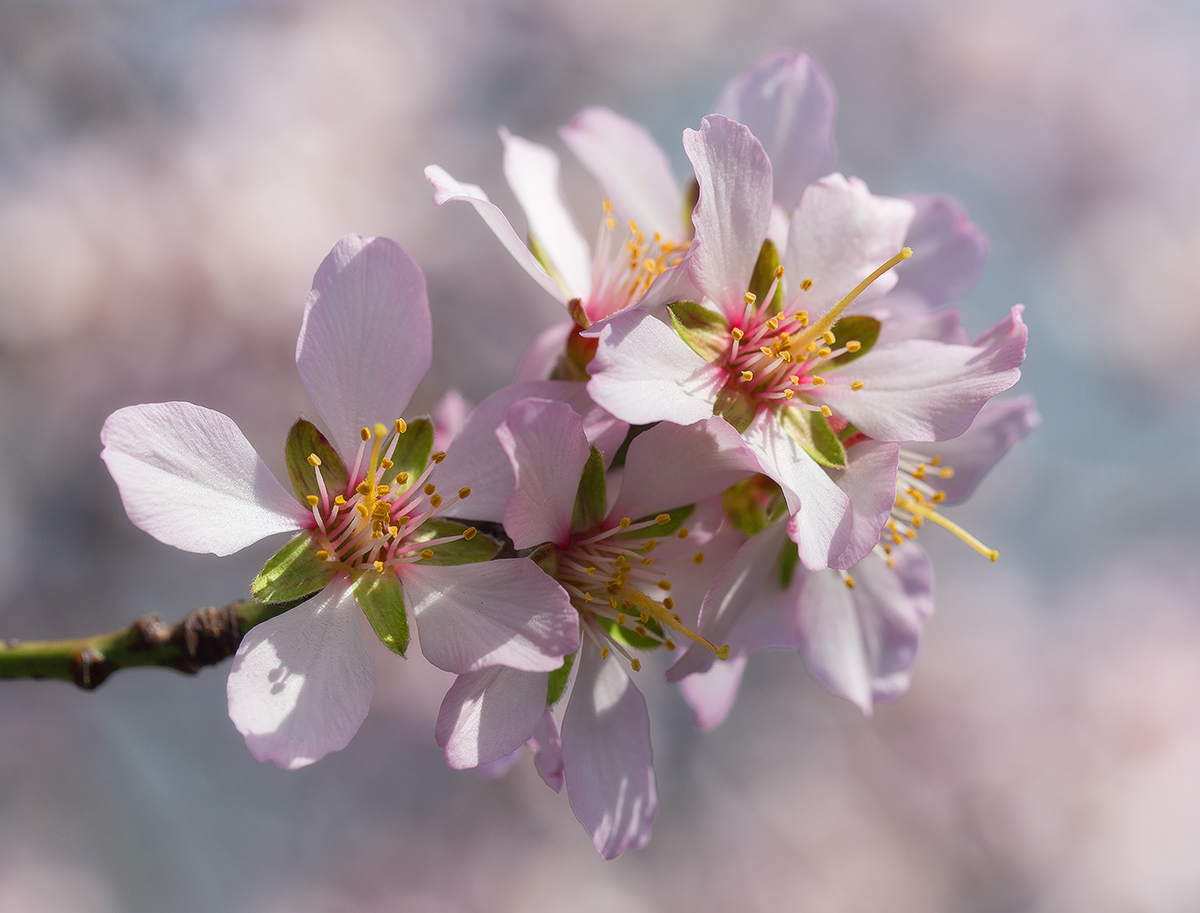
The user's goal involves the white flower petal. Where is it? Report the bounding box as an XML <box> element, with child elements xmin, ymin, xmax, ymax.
<box><xmin>436</xmin><ymin>666</ymin><xmax>548</xmax><ymax>769</ymax></box>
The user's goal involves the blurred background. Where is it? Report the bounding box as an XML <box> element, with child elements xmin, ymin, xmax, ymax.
<box><xmin>2</xmin><ymin>0</ymin><xmax>1199</xmax><ymax>909</ymax></box>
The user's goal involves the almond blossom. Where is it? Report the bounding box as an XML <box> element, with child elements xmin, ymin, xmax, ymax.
<box><xmin>100</xmin><ymin>235</ymin><xmax>577</xmax><ymax>769</ymax></box>
<box><xmin>587</xmin><ymin>114</ymin><xmax>1026</xmax><ymax>572</ymax></box>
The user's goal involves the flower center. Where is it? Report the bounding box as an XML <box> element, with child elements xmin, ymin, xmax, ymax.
<box><xmin>581</xmin><ymin>200</ymin><xmax>688</xmax><ymax>325</ymax></box>
<box><xmin>304</xmin><ymin>421</ymin><xmax>475</xmax><ymax>572</ymax></box>
<box><xmin>553</xmin><ymin>512</ymin><xmax>728</xmax><ymax>672</ymax></box>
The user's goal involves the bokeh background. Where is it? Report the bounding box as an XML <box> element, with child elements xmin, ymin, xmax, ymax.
<box><xmin>2</xmin><ymin>0</ymin><xmax>1199</xmax><ymax>909</ymax></box>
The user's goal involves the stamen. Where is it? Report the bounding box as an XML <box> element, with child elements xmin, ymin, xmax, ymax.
<box><xmin>792</xmin><ymin>248</ymin><xmax>911</xmax><ymax>350</ymax></box>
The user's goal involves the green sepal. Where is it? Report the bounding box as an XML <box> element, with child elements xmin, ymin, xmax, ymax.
<box><xmin>616</xmin><ymin>504</ymin><xmax>695</xmax><ymax>541</ymax></box>
<box><xmin>352</xmin><ymin>570</ymin><xmax>409</xmax><ymax>656</ymax></box>
<box><xmin>408</xmin><ymin>518</ymin><xmax>501</xmax><ymax>565</ymax></box>
<box><xmin>546</xmin><ymin>649</ymin><xmax>577</xmax><ymax>706</ymax></box>
<box><xmin>722</xmin><ymin>477</ymin><xmax>770</xmax><ymax>537</ymax></box>
<box><xmin>285</xmin><ymin>419</ymin><xmax>349</xmax><ymax>503</ymax></box>
<box><xmin>528</xmin><ymin>232</ymin><xmax>563</xmax><ymax>288</ymax></box>
<box><xmin>826</xmin><ymin>315</ymin><xmax>881</xmax><ymax>367</ymax></box>
<box><xmin>382</xmin><ymin>418</ymin><xmax>433</xmax><ymax>490</ymax></box>
<box><xmin>668</xmin><ymin>301</ymin><xmax>729</xmax><ymax>362</ymax></box>
<box><xmin>571</xmin><ymin>447</ymin><xmax>607</xmax><ymax>534</ymax></box>
<box><xmin>780</xmin><ymin>408</ymin><xmax>847</xmax><ymax>468</ymax></box>
<box><xmin>749</xmin><ymin>239</ymin><xmax>784</xmax><ymax>316</ymax></box>
<box><xmin>252</xmin><ymin>531</ymin><xmax>337</xmax><ymax>604</ymax></box>
<box><xmin>776</xmin><ymin>539</ymin><xmax>800</xmax><ymax>590</ymax></box>
<box><xmin>713</xmin><ymin>381</ymin><xmax>757</xmax><ymax>433</ymax></box>
<box><xmin>526</xmin><ymin>542</ymin><xmax>559</xmax><ymax>576</ymax></box>
<box><xmin>838</xmin><ymin>421</ymin><xmax>863</xmax><ymax>443</ymax></box>
<box><xmin>599</xmin><ymin>614</ymin><xmax>664</xmax><ymax>651</ymax></box>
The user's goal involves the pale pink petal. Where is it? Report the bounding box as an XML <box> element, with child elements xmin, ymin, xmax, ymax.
<box><xmin>821</xmin><ymin>305</ymin><xmax>1027</xmax><ymax>442</ymax></box>
<box><xmin>683</xmin><ymin>115</ymin><xmax>773</xmax><ymax>317</ymax></box>
<box><xmin>678</xmin><ymin>652</ymin><xmax>747</xmax><ymax>732</ymax></box>
<box><xmin>226</xmin><ymin>580</ymin><xmax>376</xmax><ymax>769</ymax></box>
<box><xmin>514</xmin><ymin>320</ymin><xmax>574</xmax><ymax>382</ymax></box>
<box><xmin>713</xmin><ymin>50</ymin><xmax>837</xmax><ymax>212</ymax></box>
<box><xmin>609</xmin><ymin>417</ymin><xmax>761</xmax><ymax>521</ymax></box>
<box><xmin>296</xmin><ymin>235</ymin><xmax>431</xmax><ymax>459</ymax></box>
<box><xmin>588</xmin><ymin>310</ymin><xmax>726</xmax><ymax>425</ymax></box>
<box><xmin>530</xmin><ymin>709</ymin><xmax>564</xmax><ymax>791</ymax></box>
<box><xmin>425</xmin><ymin>164</ymin><xmax>568</xmax><ymax>304</ymax></box>
<box><xmin>560</xmin><ymin>106</ymin><xmax>685</xmax><ymax>240</ymax></box>
<box><xmin>890</xmin><ymin>194</ymin><xmax>989</xmax><ymax>309</ymax></box>
<box><xmin>497</xmin><ymin>398</ymin><xmax>591</xmax><ymax>549</ymax></box>
<box><xmin>826</xmin><ymin>440</ymin><xmax>901</xmax><ymax>570</ymax></box>
<box><xmin>581</xmin><ymin>257</ymin><xmax>706</xmax><ymax>337</ymax></box>
<box><xmin>101</xmin><ymin>402</ymin><xmax>305</xmax><ymax>556</ymax></box>
<box><xmin>434</xmin><ymin>381</ymin><xmax>628</xmax><ymax>523</ymax></box>
<box><xmin>403</xmin><ymin>560</ymin><xmax>578</xmax><ymax>674</ymax></box>
<box><xmin>477</xmin><ymin>750</ymin><xmax>522</xmax><ymax>780</ymax></box>
<box><xmin>797</xmin><ymin>544</ymin><xmax>933</xmax><ymax>712</ymax></box>
<box><xmin>436</xmin><ymin>666</ymin><xmax>548</xmax><ymax>769</ymax></box>
<box><xmin>744</xmin><ymin>410</ymin><xmax>852</xmax><ymax>570</ymax></box>
<box><xmin>561</xmin><ymin>641</ymin><xmax>657</xmax><ymax>859</ymax></box>
<box><xmin>907</xmin><ymin>395</ymin><xmax>1040</xmax><ymax>505</ymax></box>
<box><xmin>784</xmin><ymin>174</ymin><xmax>915</xmax><ymax>315</ymax></box>
<box><xmin>501</xmin><ymin>129</ymin><xmax>592</xmax><ymax>300</ymax></box>
<box><xmin>432</xmin><ymin>389</ymin><xmax>473</xmax><ymax>452</ymax></box>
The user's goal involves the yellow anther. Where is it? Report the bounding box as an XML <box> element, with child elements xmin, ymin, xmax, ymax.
<box><xmin>732</xmin><ymin>328</ymin><xmax>744</xmax><ymax>340</ymax></box>
<box><xmin>784</xmin><ymin>390</ymin><xmax>795</xmax><ymax>399</ymax></box>
<box><xmin>741</xmin><ymin>371</ymin><xmax>754</xmax><ymax>382</ymax></box>
<box><xmin>423</xmin><ymin>483</ymin><xmax>436</xmax><ymax>496</ymax></box>
<box><xmin>797</xmin><ymin>311</ymin><xmax>809</xmax><ymax>326</ymax></box>
<box><xmin>420</xmin><ymin>548</ymin><xmax>434</xmax><ymax>560</ymax></box>
<box><xmin>653</xmin><ymin>514</ymin><xmax>670</xmax><ymax>526</ymax></box>
<box><xmin>931</xmin><ymin>491</ymin><xmax>946</xmax><ymax>503</ymax></box>
<box><xmin>374</xmin><ymin>560</ymin><xmax>385</xmax><ymax>572</ymax></box>
<box><xmin>823</xmin><ymin>330</ymin><xmax>836</xmax><ymax>345</ymax></box>
<box><xmin>635</xmin><ymin>625</ymin><xmax>648</xmax><ymax>637</ymax></box>
<box><xmin>800</xmin><ymin>278</ymin><xmax>813</xmax><ymax>291</ymax></box>
<box><xmin>376</xmin><ymin>485</ymin><xmax>390</xmax><ymax>496</ymax></box>
<box><xmin>316</xmin><ymin>549</ymin><xmax>330</xmax><ymax>561</ymax></box>
<box><xmin>431</xmin><ymin>451</ymin><xmax>447</xmax><ymax>464</ymax></box>
<box><xmin>805</xmin><ymin>342</ymin><xmax>818</xmax><ymax>352</ymax></box>
<box><xmin>630</xmin><ymin>658</ymin><xmax>641</xmax><ymax>672</ymax></box>
<box><xmin>664</xmin><ymin>639</ymin><xmax>676</xmax><ymax>651</ymax></box>
<box><xmin>644</xmin><ymin>539</ymin><xmax>657</xmax><ymax>551</ymax></box>
<box><xmin>677</xmin><ymin>528</ymin><xmax>689</xmax><ymax>539</ymax></box>
<box><xmin>395</xmin><ymin>418</ymin><xmax>407</xmax><ymax>434</ymax></box>
<box><xmin>601</xmin><ymin>646</ymin><xmax>610</xmax><ymax>659</ymax></box>
<box><xmin>360</xmin><ymin>427</ymin><xmax>371</xmax><ymax>442</ymax></box>
<box><xmin>585</xmin><ymin>567</ymin><xmax>596</xmax><ymax>576</ymax></box>
<box><xmin>930</xmin><ymin>455</ymin><xmax>942</xmax><ymax>466</ymax></box>
<box><xmin>846</xmin><ymin>340</ymin><xmax>862</xmax><ymax>352</ymax></box>
<box><xmin>820</xmin><ymin>405</ymin><xmax>832</xmax><ymax>417</ymax></box>
<box><xmin>429</xmin><ymin>494</ymin><xmax>443</xmax><ymax>508</ymax></box>
<box><xmin>458</xmin><ymin>487</ymin><xmax>472</xmax><ymax>499</ymax></box>
<box><xmin>334</xmin><ymin>495</ymin><xmax>347</xmax><ymax>506</ymax></box>
<box><xmin>743</xmin><ymin>292</ymin><xmax>757</xmax><ymax>306</ymax></box>
<box><xmin>356</xmin><ymin>503</ymin><xmax>369</xmax><ymax>518</ymax></box>
<box><xmin>616</xmin><ymin>612</ymin><xmax>626</xmax><ymax>625</ymax></box>
<box><xmin>397</xmin><ymin>515</ymin><xmax>410</xmax><ymax>526</ymax></box>
<box><xmin>851</xmin><ymin>380</ymin><xmax>864</xmax><ymax>391</ymax></box>
<box><xmin>844</xmin><ymin>575</ymin><xmax>856</xmax><ymax>589</ymax></box>
<box><xmin>640</xmin><ymin>556</ymin><xmax>653</xmax><ymax>565</ymax></box>
<box><xmin>940</xmin><ymin>467</ymin><xmax>955</xmax><ymax>478</ymax></box>
<box><xmin>356</xmin><ymin>481</ymin><xmax>372</xmax><ymax>495</ymax></box>
<box><xmin>463</xmin><ymin>526</ymin><xmax>477</xmax><ymax>540</ymax></box>
<box><xmin>693</xmin><ymin>552</ymin><xmax>705</xmax><ymax>565</ymax></box>
<box><xmin>817</xmin><ymin>347</ymin><xmax>832</xmax><ymax>359</ymax></box>
<box><xmin>381</xmin><ymin>459</ymin><xmax>394</xmax><ymax>469</ymax></box>
<box><xmin>603</xmin><ymin>198</ymin><xmax>612</xmax><ymax>214</ymax></box>
<box><xmin>373</xmin><ymin>423</ymin><xmax>388</xmax><ymax>439</ymax></box>
<box><xmin>760</xmin><ymin>346</ymin><xmax>773</xmax><ymax>357</ymax></box>
<box><xmin>657</xmin><ymin>580</ymin><xmax>672</xmax><ymax>591</ymax></box>
<box><xmin>388</xmin><ymin>526</ymin><xmax>398</xmax><ymax>536</ymax></box>
<box><xmin>766</xmin><ymin>317</ymin><xmax>779</xmax><ymax>332</ymax></box>
<box><xmin>662</xmin><ymin>597</ymin><xmax>674</xmax><ymax>610</ymax></box>
<box><xmin>716</xmin><ymin>645</ymin><xmax>731</xmax><ymax>661</ymax></box>
<box><xmin>811</xmin><ymin>376</ymin><xmax>825</xmax><ymax>386</ymax></box>
<box><xmin>307</xmin><ymin>453</ymin><xmax>322</xmax><ymax>467</ymax></box>
<box><xmin>620</xmin><ymin>517</ymin><xmax>632</xmax><ymax>529</ymax></box>
<box><xmin>396</xmin><ymin>472</ymin><xmax>409</xmax><ymax>484</ymax></box>
<box><xmin>774</xmin><ymin>265</ymin><xmax>784</xmax><ymax>278</ymax></box>
<box><xmin>306</xmin><ymin>495</ymin><xmax>319</xmax><ymax>507</ymax></box>
<box><xmin>789</xmin><ymin>375</ymin><xmax>801</xmax><ymax>385</ymax></box>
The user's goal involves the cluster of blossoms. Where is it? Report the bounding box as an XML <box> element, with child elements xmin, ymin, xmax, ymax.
<box><xmin>101</xmin><ymin>50</ymin><xmax>1035</xmax><ymax>858</ymax></box>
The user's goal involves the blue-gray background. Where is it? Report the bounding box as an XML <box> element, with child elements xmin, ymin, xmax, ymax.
<box><xmin>2</xmin><ymin>0</ymin><xmax>1199</xmax><ymax>909</ymax></box>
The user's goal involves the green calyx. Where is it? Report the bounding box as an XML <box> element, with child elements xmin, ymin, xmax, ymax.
<box><xmin>571</xmin><ymin>447</ymin><xmax>607</xmax><ymax>534</ymax></box>
<box><xmin>352</xmin><ymin>570</ymin><xmax>409</xmax><ymax>656</ymax></box>
<box><xmin>252</xmin><ymin>532</ymin><xmax>337</xmax><ymax>605</ymax></box>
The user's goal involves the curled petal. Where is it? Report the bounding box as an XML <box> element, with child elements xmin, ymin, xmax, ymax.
<box><xmin>296</xmin><ymin>235</ymin><xmax>431</xmax><ymax>458</ymax></box>
<box><xmin>891</xmin><ymin>194</ymin><xmax>989</xmax><ymax>310</ymax></box>
<box><xmin>713</xmin><ymin>49</ymin><xmax>837</xmax><ymax>212</ymax></box>
<box><xmin>677</xmin><ymin>652</ymin><xmax>748</xmax><ymax>732</ymax></box>
<box><xmin>101</xmin><ymin>402</ymin><xmax>305</xmax><ymax>556</ymax></box>
<box><xmin>826</xmin><ymin>440</ymin><xmax>901</xmax><ymax>570</ymax></box>
<box><xmin>227</xmin><ymin>580</ymin><xmax>376</xmax><ymax>769</ymax></box>
<box><xmin>562</xmin><ymin>641</ymin><xmax>657</xmax><ymax>860</ymax></box>
<box><xmin>436</xmin><ymin>666</ymin><xmax>548</xmax><ymax>769</ymax></box>
<box><xmin>403</xmin><ymin>560</ymin><xmax>578</xmax><ymax>674</ymax></box>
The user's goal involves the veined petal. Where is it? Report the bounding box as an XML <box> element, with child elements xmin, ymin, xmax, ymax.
<box><xmin>713</xmin><ymin>50</ymin><xmax>837</xmax><ymax>212</ymax></box>
<box><xmin>683</xmin><ymin>115</ymin><xmax>774</xmax><ymax>316</ymax></box>
<box><xmin>796</xmin><ymin>544</ymin><xmax>933</xmax><ymax>713</ymax></box>
<box><xmin>101</xmin><ymin>402</ymin><xmax>305</xmax><ymax>556</ymax></box>
<box><xmin>821</xmin><ymin>306</ymin><xmax>1027</xmax><ymax>442</ymax></box>
<box><xmin>497</xmin><ymin>398</ymin><xmax>591</xmax><ymax>549</ymax></box>
<box><xmin>226</xmin><ymin>580</ymin><xmax>376</xmax><ymax>769</ymax></box>
<box><xmin>296</xmin><ymin>235</ymin><xmax>431</xmax><ymax>459</ymax></box>
<box><xmin>434</xmin><ymin>380</ymin><xmax>629</xmax><ymax>523</ymax></box>
<box><xmin>560</xmin><ymin>106</ymin><xmax>685</xmax><ymax>241</ymax></box>
<box><xmin>744</xmin><ymin>410</ymin><xmax>852</xmax><ymax>570</ymax></box>
<box><xmin>425</xmin><ymin>164</ymin><xmax>569</xmax><ymax>304</ymax></box>
<box><xmin>609</xmin><ymin>417</ymin><xmax>761</xmax><ymax>521</ymax></box>
<box><xmin>588</xmin><ymin>309</ymin><xmax>726</xmax><ymax>425</ymax></box>
<box><xmin>403</xmin><ymin>560</ymin><xmax>578</xmax><ymax>674</ymax></box>
<box><xmin>501</xmin><ymin>129</ymin><xmax>593</xmax><ymax>300</ymax></box>
<box><xmin>828</xmin><ymin>441</ymin><xmax>901</xmax><ymax>570</ymax></box>
<box><xmin>514</xmin><ymin>320</ymin><xmax>574</xmax><ymax>382</ymax></box>
<box><xmin>436</xmin><ymin>666</ymin><xmax>548</xmax><ymax>769</ymax></box>
<box><xmin>677</xmin><ymin>652</ymin><xmax>748</xmax><ymax>732</ymax></box>
<box><xmin>784</xmin><ymin>174</ymin><xmax>915</xmax><ymax>315</ymax></box>
<box><xmin>906</xmin><ymin>395</ymin><xmax>1040</xmax><ymax>505</ymax></box>
<box><xmin>561</xmin><ymin>641</ymin><xmax>657</xmax><ymax>860</ymax></box>
<box><xmin>890</xmin><ymin>194</ymin><xmax>989</xmax><ymax>310</ymax></box>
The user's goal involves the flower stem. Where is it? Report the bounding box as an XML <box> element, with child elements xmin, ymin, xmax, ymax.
<box><xmin>0</xmin><ymin>599</ymin><xmax>296</xmax><ymax>690</ymax></box>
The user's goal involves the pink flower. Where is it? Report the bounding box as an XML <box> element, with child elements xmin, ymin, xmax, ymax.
<box><xmin>587</xmin><ymin>115</ymin><xmax>1026</xmax><ymax>571</ymax></box>
<box><xmin>433</xmin><ymin>397</ymin><xmax>758</xmax><ymax>857</ymax></box>
<box><xmin>100</xmin><ymin>235</ymin><xmax>578</xmax><ymax>769</ymax></box>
